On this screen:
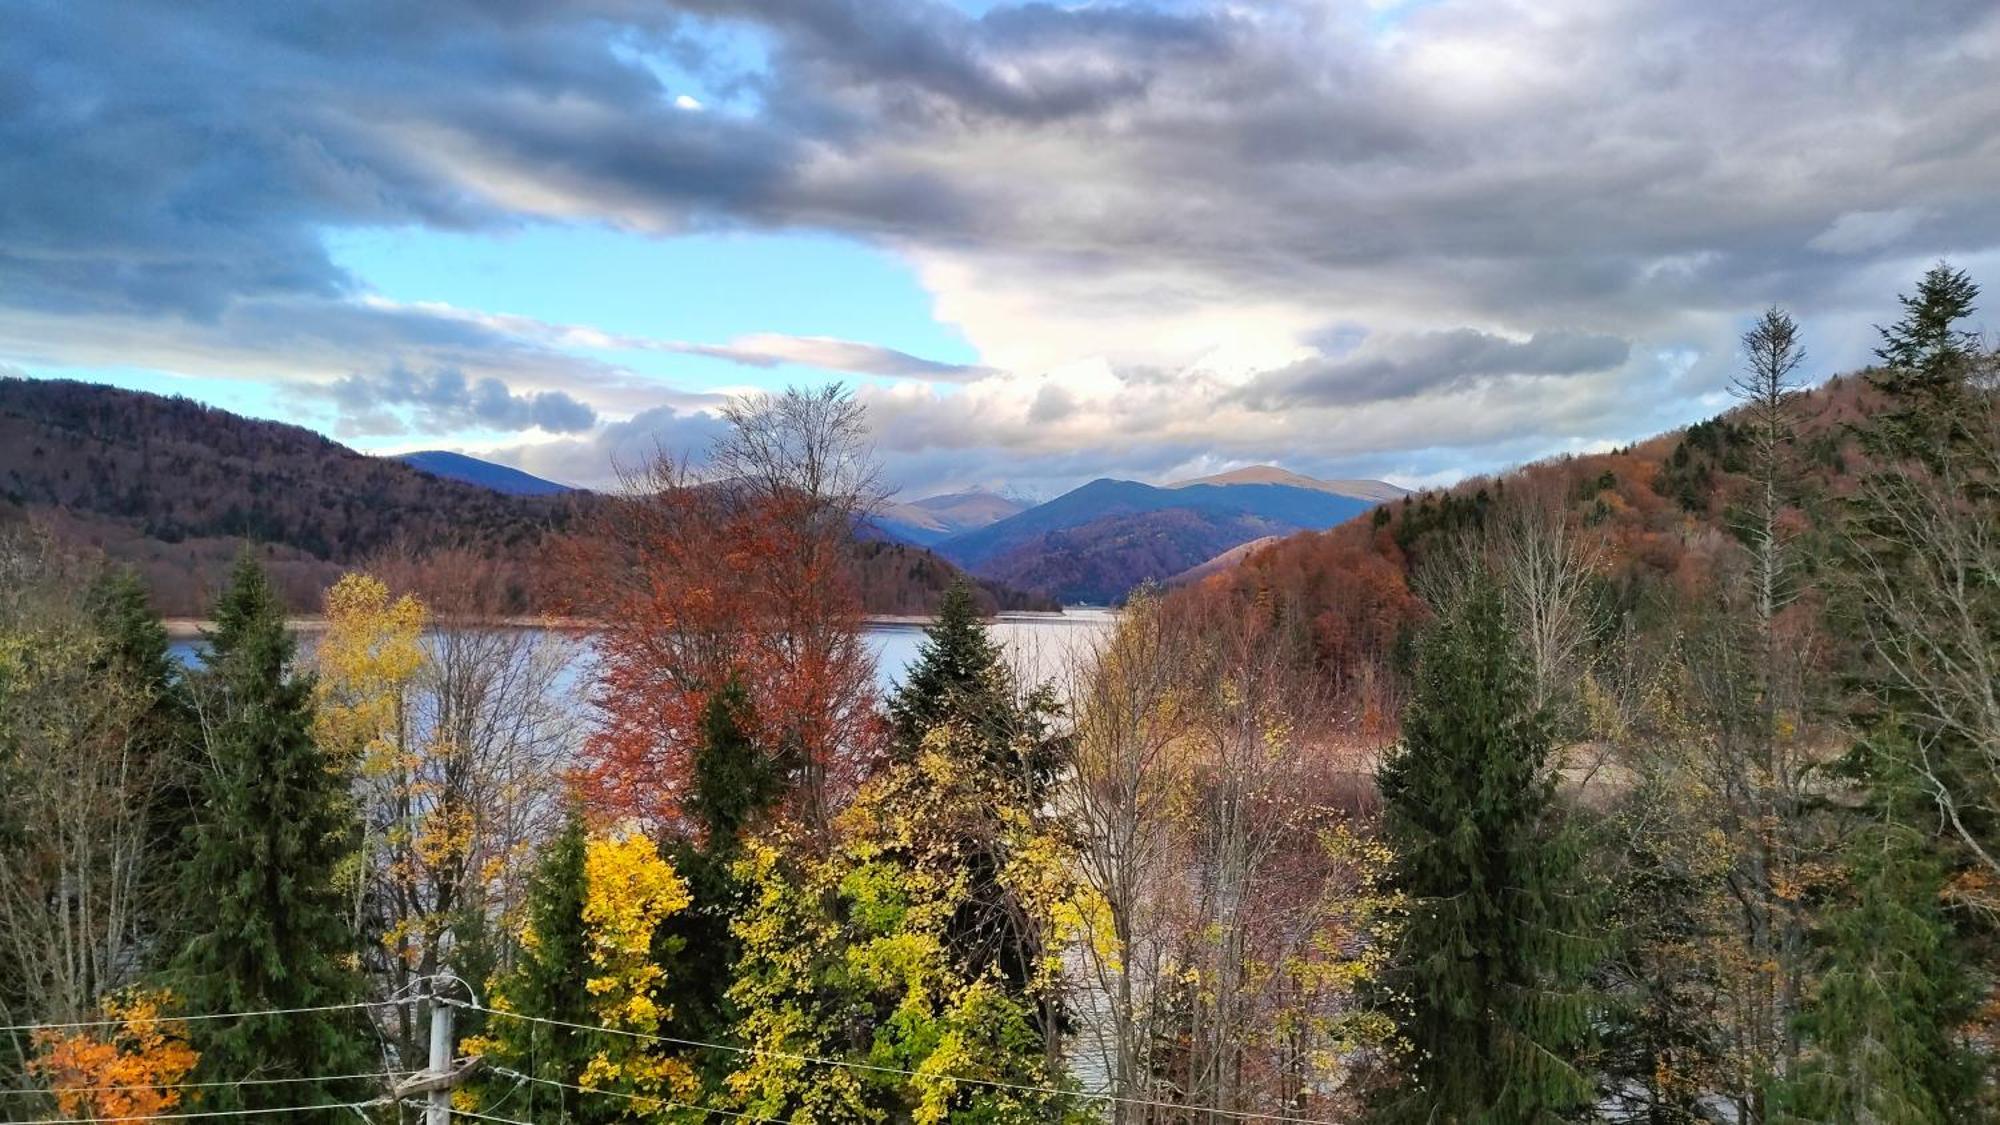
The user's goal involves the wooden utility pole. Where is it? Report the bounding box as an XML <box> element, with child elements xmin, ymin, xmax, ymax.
<box><xmin>426</xmin><ymin>989</ymin><xmax>453</xmax><ymax>1125</ymax></box>
<box><xmin>394</xmin><ymin>981</ymin><xmax>482</xmax><ymax>1121</ymax></box>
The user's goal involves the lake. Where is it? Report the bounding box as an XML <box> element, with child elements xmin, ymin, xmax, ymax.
<box><xmin>168</xmin><ymin>608</ymin><xmax>1119</xmax><ymax>698</ymax></box>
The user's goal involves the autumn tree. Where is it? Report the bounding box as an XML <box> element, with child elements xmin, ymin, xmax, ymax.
<box><xmin>316</xmin><ymin>567</ymin><xmax>576</xmax><ymax>1066</ymax></box>
<box><xmin>469</xmin><ymin>814</ymin><xmax>698</xmax><ymax>1123</ymax></box>
<box><xmin>569</xmin><ymin>383</ymin><xmax>881</xmax><ymax>845</ymax></box>
<box><xmin>576</xmin><ymin>828</ymin><xmax>698</xmax><ymax>1114</ymax></box>
<box><xmin>723</xmin><ymin>739</ymin><xmax>1081</xmax><ymax>1125</ymax></box>
<box><xmin>1372</xmin><ymin>575</ymin><xmax>1600</xmax><ymax>1123</ymax></box>
<box><xmin>314</xmin><ymin>571</ymin><xmax>429</xmax><ymax>1062</ymax></box>
<box><xmin>1059</xmin><ymin>591</ymin><xmax>1200</xmax><ymax>1121</ymax></box>
<box><xmin>1059</xmin><ymin>591</ymin><xmax>1404</xmax><ymax>1121</ymax></box>
<box><xmin>1174</xmin><ymin>606</ymin><xmax>1402</xmax><ymax>1120</ymax></box>
<box><xmin>172</xmin><ymin>550</ymin><xmax>372</xmax><ymax>1122</ymax></box>
<box><xmin>27</xmin><ymin>989</ymin><xmax>199</xmax><ymax>1122</ymax></box>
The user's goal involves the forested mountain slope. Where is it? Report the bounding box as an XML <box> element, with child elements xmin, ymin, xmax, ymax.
<box><xmin>0</xmin><ymin>379</ymin><xmax>1054</xmax><ymax>615</ymax></box>
<box><xmin>1180</xmin><ymin>372</ymin><xmax>1884</xmax><ymax>697</ymax></box>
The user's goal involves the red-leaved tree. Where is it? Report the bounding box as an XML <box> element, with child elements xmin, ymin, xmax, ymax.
<box><xmin>563</xmin><ymin>385</ymin><xmax>884</xmax><ymax>846</ymax></box>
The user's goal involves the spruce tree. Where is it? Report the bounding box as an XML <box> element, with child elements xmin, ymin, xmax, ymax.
<box><xmin>472</xmin><ymin>807</ymin><xmax>609</xmax><ymax>1124</ymax></box>
<box><xmin>1827</xmin><ymin>264</ymin><xmax>1994</xmax><ymax>1103</ymax></box>
<box><xmin>888</xmin><ymin>578</ymin><xmax>1009</xmax><ymax>758</ymax></box>
<box><xmin>171</xmin><ymin>551</ymin><xmax>371</xmax><ymax>1121</ymax></box>
<box><xmin>886</xmin><ymin>578</ymin><xmax>1063</xmax><ymax>1004</ymax></box>
<box><xmin>657</xmin><ymin>676</ymin><xmax>781</xmax><ymax>1076</ymax></box>
<box><xmin>1373</xmin><ymin>577</ymin><xmax>1599</xmax><ymax>1124</ymax></box>
<box><xmin>1773</xmin><ymin>747</ymin><xmax>1977</xmax><ymax>1125</ymax></box>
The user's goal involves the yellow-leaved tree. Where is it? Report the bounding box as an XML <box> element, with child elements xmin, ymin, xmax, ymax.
<box><xmin>315</xmin><ymin>567</ymin><xmax>577</xmax><ymax>1071</ymax></box>
<box><xmin>313</xmin><ymin>573</ymin><xmax>437</xmax><ymax>1061</ymax></box>
<box><xmin>462</xmin><ymin>816</ymin><xmax>702</xmax><ymax>1123</ymax></box>
<box><xmin>579</xmin><ymin>827</ymin><xmax>698</xmax><ymax>1110</ymax></box>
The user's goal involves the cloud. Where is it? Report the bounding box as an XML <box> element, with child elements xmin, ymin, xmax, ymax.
<box><xmin>4</xmin><ymin>0</ymin><xmax>2000</xmax><ymax>489</ymax></box>
<box><xmin>328</xmin><ymin>366</ymin><xmax>599</xmax><ymax>435</ymax></box>
<box><xmin>1237</xmin><ymin>329</ymin><xmax>1632</xmax><ymax>410</ymax></box>
<box><xmin>1808</xmin><ymin>208</ymin><xmax>1930</xmax><ymax>255</ymax></box>
<box><xmin>668</xmin><ymin>334</ymin><xmax>994</xmax><ymax>381</ymax></box>
<box><xmin>482</xmin><ymin>404</ymin><xmax>732</xmax><ymax>489</ymax></box>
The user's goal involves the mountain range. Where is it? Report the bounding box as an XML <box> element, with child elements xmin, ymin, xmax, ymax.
<box><xmin>925</xmin><ymin>472</ymin><xmax>1401</xmax><ymax>604</ymax></box>
<box><xmin>0</xmin><ymin>376</ymin><xmax>1403</xmax><ymax>610</ymax></box>
<box><xmin>389</xmin><ymin>450</ymin><xmax>1402</xmax><ymax>605</ymax></box>
<box><xmin>397</xmin><ymin>450</ymin><xmax>573</xmax><ymax>496</ymax></box>
<box><xmin>872</xmin><ymin>489</ymin><xmax>1028</xmax><ymax>545</ymax></box>
<box><xmin>0</xmin><ymin>379</ymin><xmax>1053</xmax><ymax>616</ymax></box>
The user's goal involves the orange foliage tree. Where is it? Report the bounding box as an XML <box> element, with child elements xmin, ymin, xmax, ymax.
<box><xmin>29</xmin><ymin>989</ymin><xmax>198</xmax><ymax>1121</ymax></box>
<box><xmin>562</xmin><ymin>385</ymin><xmax>882</xmax><ymax>845</ymax></box>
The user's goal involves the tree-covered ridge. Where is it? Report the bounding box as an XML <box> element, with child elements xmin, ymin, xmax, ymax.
<box><xmin>0</xmin><ymin>377</ymin><xmax>1053</xmax><ymax>616</ymax></box>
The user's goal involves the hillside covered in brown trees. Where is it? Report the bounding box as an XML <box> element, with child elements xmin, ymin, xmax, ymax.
<box><xmin>0</xmin><ymin>379</ymin><xmax>1053</xmax><ymax>615</ymax></box>
<box><xmin>1179</xmin><ymin>370</ymin><xmax>1887</xmax><ymax>730</ymax></box>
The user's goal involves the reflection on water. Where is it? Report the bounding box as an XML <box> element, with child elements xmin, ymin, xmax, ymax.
<box><xmin>169</xmin><ymin>609</ymin><xmax>1119</xmax><ymax>703</ymax></box>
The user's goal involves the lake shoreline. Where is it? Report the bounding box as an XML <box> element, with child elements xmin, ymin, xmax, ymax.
<box><xmin>160</xmin><ymin>610</ymin><xmax>1088</xmax><ymax>640</ymax></box>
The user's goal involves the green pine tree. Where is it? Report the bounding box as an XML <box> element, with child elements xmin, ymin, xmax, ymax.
<box><xmin>470</xmin><ymin>807</ymin><xmax>611</xmax><ymax>1124</ymax></box>
<box><xmin>886</xmin><ymin>578</ymin><xmax>1065</xmax><ymax>1010</ymax></box>
<box><xmin>888</xmin><ymin>578</ymin><xmax>1009</xmax><ymax>758</ymax></box>
<box><xmin>1773</xmin><ymin>739</ymin><xmax>1978</xmax><ymax>1124</ymax></box>
<box><xmin>171</xmin><ymin>550</ymin><xmax>372</xmax><ymax>1122</ymax></box>
<box><xmin>1372</xmin><ymin>577</ymin><xmax>1600</xmax><ymax>1124</ymax></box>
<box><xmin>658</xmin><ymin>676</ymin><xmax>783</xmax><ymax>1083</ymax></box>
<box><xmin>1874</xmin><ymin>263</ymin><xmax>1980</xmax><ymax>393</ymax></box>
<box><xmin>1866</xmin><ymin>262</ymin><xmax>1985</xmax><ymax>469</ymax></box>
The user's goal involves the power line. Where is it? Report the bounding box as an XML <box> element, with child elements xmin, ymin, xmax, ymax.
<box><xmin>0</xmin><ymin>1069</ymin><xmax>415</xmax><ymax>1098</ymax></box>
<box><xmin>463</xmin><ymin>1002</ymin><xmax>1344</xmax><ymax>1125</ymax></box>
<box><xmin>37</xmin><ymin>1100</ymin><xmax>388</xmax><ymax>1124</ymax></box>
<box><xmin>0</xmin><ymin>999</ymin><xmax>395</xmax><ymax>1035</ymax></box>
<box><xmin>487</xmin><ymin>1066</ymin><xmax>787</xmax><ymax>1124</ymax></box>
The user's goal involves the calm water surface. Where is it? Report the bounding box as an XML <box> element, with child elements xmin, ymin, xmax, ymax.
<box><xmin>169</xmin><ymin>609</ymin><xmax>1118</xmax><ymax>700</ymax></box>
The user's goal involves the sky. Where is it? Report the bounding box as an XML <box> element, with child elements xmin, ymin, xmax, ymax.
<box><xmin>4</xmin><ymin>0</ymin><xmax>1999</xmax><ymax>498</ymax></box>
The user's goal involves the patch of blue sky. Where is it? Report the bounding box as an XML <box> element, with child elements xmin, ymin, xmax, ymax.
<box><xmin>324</xmin><ymin>223</ymin><xmax>981</xmax><ymax>395</ymax></box>
<box><xmin>606</xmin><ymin>14</ymin><xmax>771</xmax><ymax>115</ymax></box>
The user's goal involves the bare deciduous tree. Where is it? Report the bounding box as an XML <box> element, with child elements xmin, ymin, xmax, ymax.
<box><xmin>0</xmin><ymin>537</ymin><xmax>167</xmax><ymax>1050</ymax></box>
<box><xmin>1061</xmin><ymin>591</ymin><xmax>1199</xmax><ymax>1123</ymax></box>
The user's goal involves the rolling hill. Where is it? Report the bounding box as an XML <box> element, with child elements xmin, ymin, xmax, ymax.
<box><xmin>1175</xmin><ymin>373</ymin><xmax>1898</xmax><ymax>698</ymax></box>
<box><xmin>935</xmin><ymin>470</ymin><xmax>1400</xmax><ymax>602</ymax></box>
<box><xmin>396</xmin><ymin>450</ymin><xmax>574</xmax><ymax>496</ymax></box>
<box><xmin>874</xmin><ymin>488</ymin><xmax>1026</xmax><ymax>545</ymax></box>
<box><xmin>0</xmin><ymin>379</ymin><xmax>1054</xmax><ymax>616</ymax></box>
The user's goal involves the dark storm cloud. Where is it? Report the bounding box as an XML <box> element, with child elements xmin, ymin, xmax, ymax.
<box><xmin>4</xmin><ymin>0</ymin><xmax>2000</xmax><ymax>475</ymax></box>
<box><xmin>1238</xmin><ymin>330</ymin><xmax>1633</xmax><ymax>410</ymax></box>
<box><xmin>8</xmin><ymin>0</ymin><xmax>2000</xmax><ymax>322</ymax></box>
<box><xmin>330</xmin><ymin>366</ymin><xmax>599</xmax><ymax>434</ymax></box>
